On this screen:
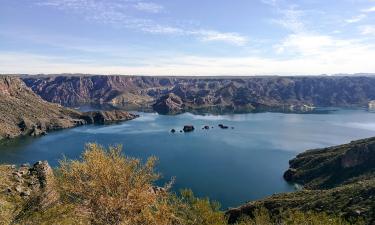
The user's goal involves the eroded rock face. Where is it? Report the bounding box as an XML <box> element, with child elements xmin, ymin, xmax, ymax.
<box><xmin>0</xmin><ymin>75</ymin><xmax>86</xmax><ymax>139</ymax></box>
<box><xmin>153</xmin><ymin>93</ymin><xmax>184</xmax><ymax>114</ymax></box>
<box><xmin>23</xmin><ymin>75</ymin><xmax>375</xmax><ymax>114</ymax></box>
<box><xmin>283</xmin><ymin>137</ymin><xmax>375</xmax><ymax>189</ymax></box>
<box><xmin>80</xmin><ymin>110</ymin><xmax>139</xmax><ymax>124</ymax></box>
<box><xmin>7</xmin><ymin>162</ymin><xmax>56</xmax><ymax>198</ymax></box>
<box><xmin>0</xmin><ymin>75</ymin><xmax>139</xmax><ymax>139</ymax></box>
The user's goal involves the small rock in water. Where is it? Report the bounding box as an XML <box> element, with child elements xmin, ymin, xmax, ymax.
<box><xmin>203</xmin><ymin>126</ymin><xmax>210</xmax><ymax>130</ymax></box>
<box><xmin>183</xmin><ymin>125</ymin><xmax>195</xmax><ymax>132</ymax></box>
<box><xmin>218</xmin><ymin>124</ymin><xmax>229</xmax><ymax>129</ymax></box>
<box><xmin>171</xmin><ymin>129</ymin><xmax>176</xmax><ymax>133</ymax></box>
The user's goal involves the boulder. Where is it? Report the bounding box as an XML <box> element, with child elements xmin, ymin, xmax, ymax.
<box><xmin>183</xmin><ymin>125</ymin><xmax>195</xmax><ymax>132</ymax></box>
<box><xmin>171</xmin><ymin>129</ymin><xmax>176</xmax><ymax>133</ymax></box>
<box><xmin>218</xmin><ymin>124</ymin><xmax>229</xmax><ymax>129</ymax></box>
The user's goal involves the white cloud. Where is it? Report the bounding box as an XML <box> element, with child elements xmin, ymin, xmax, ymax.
<box><xmin>345</xmin><ymin>14</ymin><xmax>366</xmax><ymax>23</ymax></box>
<box><xmin>134</xmin><ymin>2</ymin><xmax>164</xmax><ymax>13</ymax></box>
<box><xmin>360</xmin><ymin>25</ymin><xmax>375</xmax><ymax>35</ymax></box>
<box><xmin>362</xmin><ymin>6</ymin><xmax>375</xmax><ymax>12</ymax></box>
<box><xmin>272</xmin><ymin>6</ymin><xmax>305</xmax><ymax>33</ymax></box>
<box><xmin>190</xmin><ymin>30</ymin><xmax>248</xmax><ymax>46</ymax></box>
<box><xmin>275</xmin><ymin>33</ymin><xmax>354</xmax><ymax>56</ymax></box>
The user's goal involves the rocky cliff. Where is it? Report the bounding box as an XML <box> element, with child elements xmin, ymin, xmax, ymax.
<box><xmin>284</xmin><ymin>137</ymin><xmax>375</xmax><ymax>189</ymax></box>
<box><xmin>22</xmin><ymin>75</ymin><xmax>375</xmax><ymax>114</ymax></box>
<box><xmin>226</xmin><ymin>137</ymin><xmax>375</xmax><ymax>224</ymax></box>
<box><xmin>0</xmin><ymin>76</ymin><xmax>138</xmax><ymax>140</ymax></box>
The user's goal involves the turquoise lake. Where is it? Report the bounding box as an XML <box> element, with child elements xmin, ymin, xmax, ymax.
<box><xmin>1</xmin><ymin>108</ymin><xmax>375</xmax><ymax>208</ymax></box>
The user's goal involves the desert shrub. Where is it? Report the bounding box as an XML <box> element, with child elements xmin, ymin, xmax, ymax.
<box><xmin>57</xmin><ymin>143</ymin><xmax>178</xmax><ymax>225</ymax></box>
<box><xmin>170</xmin><ymin>189</ymin><xmax>227</xmax><ymax>225</ymax></box>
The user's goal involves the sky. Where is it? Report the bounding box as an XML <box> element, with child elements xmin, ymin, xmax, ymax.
<box><xmin>0</xmin><ymin>0</ymin><xmax>375</xmax><ymax>76</ymax></box>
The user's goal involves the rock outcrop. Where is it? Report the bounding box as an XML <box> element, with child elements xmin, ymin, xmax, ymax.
<box><xmin>80</xmin><ymin>110</ymin><xmax>138</xmax><ymax>124</ymax></box>
<box><xmin>22</xmin><ymin>75</ymin><xmax>375</xmax><ymax>114</ymax></box>
<box><xmin>283</xmin><ymin>137</ymin><xmax>375</xmax><ymax>189</ymax></box>
<box><xmin>0</xmin><ymin>76</ymin><xmax>138</xmax><ymax>140</ymax></box>
<box><xmin>5</xmin><ymin>161</ymin><xmax>58</xmax><ymax>209</ymax></box>
<box><xmin>0</xmin><ymin>76</ymin><xmax>85</xmax><ymax>139</ymax></box>
<box><xmin>183</xmin><ymin>125</ymin><xmax>195</xmax><ymax>132</ymax></box>
<box><xmin>152</xmin><ymin>93</ymin><xmax>184</xmax><ymax>114</ymax></box>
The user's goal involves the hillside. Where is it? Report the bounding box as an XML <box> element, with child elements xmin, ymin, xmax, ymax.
<box><xmin>284</xmin><ymin>137</ymin><xmax>375</xmax><ymax>189</ymax></box>
<box><xmin>227</xmin><ymin>137</ymin><xmax>375</xmax><ymax>224</ymax></box>
<box><xmin>0</xmin><ymin>76</ymin><xmax>138</xmax><ymax>140</ymax></box>
<box><xmin>22</xmin><ymin>75</ymin><xmax>375</xmax><ymax>114</ymax></box>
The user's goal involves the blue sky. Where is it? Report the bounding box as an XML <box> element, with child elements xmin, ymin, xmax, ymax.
<box><xmin>1</xmin><ymin>0</ymin><xmax>375</xmax><ymax>75</ymax></box>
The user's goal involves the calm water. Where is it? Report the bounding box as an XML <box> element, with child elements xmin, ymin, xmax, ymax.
<box><xmin>1</xmin><ymin>108</ymin><xmax>375</xmax><ymax>208</ymax></box>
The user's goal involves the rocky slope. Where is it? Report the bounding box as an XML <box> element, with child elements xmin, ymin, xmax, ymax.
<box><xmin>22</xmin><ymin>75</ymin><xmax>375</xmax><ymax>114</ymax></box>
<box><xmin>226</xmin><ymin>137</ymin><xmax>375</xmax><ymax>224</ymax></box>
<box><xmin>0</xmin><ymin>76</ymin><xmax>138</xmax><ymax>140</ymax></box>
<box><xmin>284</xmin><ymin>137</ymin><xmax>375</xmax><ymax>189</ymax></box>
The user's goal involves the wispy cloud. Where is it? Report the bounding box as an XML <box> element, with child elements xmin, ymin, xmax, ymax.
<box><xmin>35</xmin><ymin>0</ymin><xmax>247</xmax><ymax>46</ymax></box>
<box><xmin>190</xmin><ymin>30</ymin><xmax>248</xmax><ymax>46</ymax></box>
<box><xmin>278</xmin><ymin>8</ymin><xmax>304</xmax><ymax>32</ymax></box>
<box><xmin>362</xmin><ymin>6</ymin><xmax>375</xmax><ymax>13</ymax></box>
<box><xmin>345</xmin><ymin>14</ymin><xmax>366</xmax><ymax>23</ymax></box>
<box><xmin>260</xmin><ymin>0</ymin><xmax>279</xmax><ymax>7</ymax></box>
<box><xmin>360</xmin><ymin>25</ymin><xmax>375</xmax><ymax>35</ymax></box>
<box><xmin>133</xmin><ymin>2</ymin><xmax>164</xmax><ymax>13</ymax></box>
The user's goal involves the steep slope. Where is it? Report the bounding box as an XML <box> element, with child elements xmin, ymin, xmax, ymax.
<box><xmin>0</xmin><ymin>76</ymin><xmax>85</xmax><ymax>139</ymax></box>
<box><xmin>0</xmin><ymin>76</ymin><xmax>138</xmax><ymax>140</ymax></box>
<box><xmin>284</xmin><ymin>137</ymin><xmax>375</xmax><ymax>189</ymax></box>
<box><xmin>226</xmin><ymin>137</ymin><xmax>375</xmax><ymax>224</ymax></box>
<box><xmin>22</xmin><ymin>75</ymin><xmax>375</xmax><ymax>114</ymax></box>
<box><xmin>22</xmin><ymin>75</ymin><xmax>174</xmax><ymax>107</ymax></box>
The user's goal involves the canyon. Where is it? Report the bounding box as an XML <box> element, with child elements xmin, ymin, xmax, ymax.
<box><xmin>22</xmin><ymin>75</ymin><xmax>375</xmax><ymax>114</ymax></box>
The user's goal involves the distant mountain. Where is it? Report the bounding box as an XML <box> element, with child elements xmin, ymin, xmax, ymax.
<box><xmin>0</xmin><ymin>76</ymin><xmax>138</xmax><ymax>140</ymax></box>
<box><xmin>227</xmin><ymin>137</ymin><xmax>375</xmax><ymax>224</ymax></box>
<box><xmin>22</xmin><ymin>75</ymin><xmax>375</xmax><ymax>114</ymax></box>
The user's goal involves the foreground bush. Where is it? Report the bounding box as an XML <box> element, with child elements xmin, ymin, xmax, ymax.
<box><xmin>1</xmin><ymin>143</ymin><xmax>364</xmax><ymax>225</ymax></box>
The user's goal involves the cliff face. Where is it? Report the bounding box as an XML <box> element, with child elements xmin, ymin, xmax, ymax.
<box><xmin>22</xmin><ymin>75</ymin><xmax>173</xmax><ymax>107</ymax></box>
<box><xmin>22</xmin><ymin>75</ymin><xmax>375</xmax><ymax>114</ymax></box>
<box><xmin>227</xmin><ymin>137</ymin><xmax>375</xmax><ymax>224</ymax></box>
<box><xmin>152</xmin><ymin>93</ymin><xmax>184</xmax><ymax>114</ymax></box>
<box><xmin>0</xmin><ymin>76</ymin><xmax>138</xmax><ymax>140</ymax></box>
<box><xmin>284</xmin><ymin>137</ymin><xmax>375</xmax><ymax>189</ymax></box>
<box><xmin>0</xmin><ymin>76</ymin><xmax>85</xmax><ymax>139</ymax></box>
